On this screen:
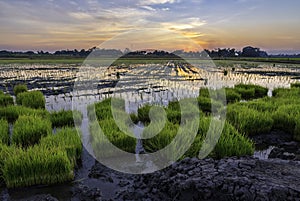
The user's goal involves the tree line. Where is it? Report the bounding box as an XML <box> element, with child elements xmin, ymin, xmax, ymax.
<box><xmin>0</xmin><ymin>46</ymin><xmax>299</xmax><ymax>59</ymax></box>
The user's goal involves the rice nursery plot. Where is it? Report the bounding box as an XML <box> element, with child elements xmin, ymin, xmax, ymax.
<box><xmin>2</xmin><ymin>145</ymin><xmax>74</xmax><ymax>188</ymax></box>
<box><xmin>88</xmin><ymin>98</ymin><xmax>136</xmax><ymax>157</ymax></box>
<box><xmin>50</xmin><ymin>110</ymin><xmax>83</xmax><ymax>128</ymax></box>
<box><xmin>0</xmin><ymin>119</ymin><xmax>9</xmax><ymax>145</ymax></box>
<box><xmin>13</xmin><ymin>84</ymin><xmax>28</xmax><ymax>96</ymax></box>
<box><xmin>224</xmin><ymin>86</ymin><xmax>300</xmax><ymax>142</ymax></box>
<box><xmin>0</xmin><ymin>105</ymin><xmax>50</xmax><ymax>123</ymax></box>
<box><xmin>12</xmin><ymin>115</ymin><xmax>52</xmax><ymax>147</ymax></box>
<box><xmin>0</xmin><ymin>93</ymin><xmax>14</xmax><ymax>107</ymax></box>
<box><xmin>0</xmin><ymin>85</ymin><xmax>83</xmax><ymax>189</ymax></box>
<box><xmin>16</xmin><ymin>91</ymin><xmax>45</xmax><ymax>109</ymax></box>
<box><xmin>40</xmin><ymin>127</ymin><xmax>82</xmax><ymax>166</ymax></box>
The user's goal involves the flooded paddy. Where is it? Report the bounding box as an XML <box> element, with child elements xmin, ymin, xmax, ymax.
<box><xmin>1</xmin><ymin>61</ymin><xmax>300</xmax><ymax>200</ymax></box>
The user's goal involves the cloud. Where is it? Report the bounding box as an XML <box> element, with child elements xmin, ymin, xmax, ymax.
<box><xmin>139</xmin><ymin>0</ymin><xmax>180</xmax><ymax>5</ymax></box>
<box><xmin>69</xmin><ymin>12</ymin><xmax>93</xmax><ymax>20</ymax></box>
<box><xmin>162</xmin><ymin>18</ymin><xmax>206</xmax><ymax>30</ymax></box>
<box><xmin>140</xmin><ymin>6</ymin><xmax>156</xmax><ymax>11</ymax></box>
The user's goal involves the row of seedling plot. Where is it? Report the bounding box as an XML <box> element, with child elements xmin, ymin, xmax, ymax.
<box><xmin>225</xmin><ymin>84</ymin><xmax>300</xmax><ymax>141</ymax></box>
<box><xmin>88</xmin><ymin>98</ymin><xmax>137</xmax><ymax>158</ymax></box>
<box><xmin>0</xmin><ymin>85</ymin><xmax>83</xmax><ymax>188</ymax></box>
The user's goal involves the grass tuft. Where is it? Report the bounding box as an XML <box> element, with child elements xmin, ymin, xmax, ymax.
<box><xmin>16</xmin><ymin>91</ymin><xmax>45</xmax><ymax>109</ymax></box>
<box><xmin>13</xmin><ymin>84</ymin><xmax>28</xmax><ymax>96</ymax></box>
<box><xmin>50</xmin><ymin>110</ymin><xmax>82</xmax><ymax>128</ymax></box>
<box><xmin>0</xmin><ymin>119</ymin><xmax>9</xmax><ymax>145</ymax></box>
<box><xmin>12</xmin><ymin>115</ymin><xmax>52</xmax><ymax>147</ymax></box>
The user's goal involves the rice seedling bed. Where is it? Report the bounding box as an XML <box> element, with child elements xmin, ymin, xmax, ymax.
<box><xmin>0</xmin><ymin>105</ymin><xmax>50</xmax><ymax>123</ymax></box>
<box><xmin>13</xmin><ymin>84</ymin><xmax>28</xmax><ymax>96</ymax></box>
<box><xmin>16</xmin><ymin>91</ymin><xmax>45</xmax><ymax>109</ymax></box>
<box><xmin>2</xmin><ymin>145</ymin><xmax>73</xmax><ymax>188</ymax></box>
<box><xmin>40</xmin><ymin>127</ymin><xmax>82</xmax><ymax>166</ymax></box>
<box><xmin>0</xmin><ymin>86</ymin><xmax>83</xmax><ymax>188</ymax></box>
<box><xmin>12</xmin><ymin>115</ymin><xmax>52</xmax><ymax>147</ymax></box>
<box><xmin>0</xmin><ymin>94</ymin><xmax>14</xmax><ymax>107</ymax></box>
<box><xmin>50</xmin><ymin>110</ymin><xmax>83</xmax><ymax>128</ymax></box>
<box><xmin>0</xmin><ymin>119</ymin><xmax>9</xmax><ymax>145</ymax></box>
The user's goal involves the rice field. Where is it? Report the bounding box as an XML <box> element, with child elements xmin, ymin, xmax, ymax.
<box><xmin>0</xmin><ymin>60</ymin><xmax>299</xmax><ymax>191</ymax></box>
<box><xmin>0</xmin><ymin>87</ymin><xmax>83</xmax><ymax>188</ymax></box>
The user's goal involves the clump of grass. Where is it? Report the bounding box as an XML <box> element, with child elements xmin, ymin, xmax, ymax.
<box><xmin>0</xmin><ymin>119</ymin><xmax>9</xmax><ymax>145</ymax></box>
<box><xmin>50</xmin><ymin>110</ymin><xmax>82</xmax><ymax>128</ymax></box>
<box><xmin>235</xmin><ymin>84</ymin><xmax>268</xmax><ymax>99</ymax></box>
<box><xmin>12</xmin><ymin>115</ymin><xmax>52</xmax><ymax>147</ymax></box>
<box><xmin>291</xmin><ymin>82</ymin><xmax>300</xmax><ymax>88</ymax></box>
<box><xmin>225</xmin><ymin>88</ymin><xmax>242</xmax><ymax>103</ymax></box>
<box><xmin>89</xmin><ymin>120</ymin><xmax>136</xmax><ymax>158</ymax></box>
<box><xmin>199</xmin><ymin>88</ymin><xmax>210</xmax><ymax>98</ymax></box>
<box><xmin>272</xmin><ymin>88</ymin><xmax>300</xmax><ymax>98</ymax></box>
<box><xmin>88</xmin><ymin>98</ymin><xmax>125</xmax><ymax>121</ymax></box>
<box><xmin>142</xmin><ymin>120</ymin><xmax>178</xmax><ymax>151</ymax></box>
<box><xmin>137</xmin><ymin>104</ymin><xmax>152</xmax><ymax>123</ymax></box>
<box><xmin>227</xmin><ymin>104</ymin><xmax>274</xmax><ymax>135</ymax></box>
<box><xmin>2</xmin><ymin>145</ymin><xmax>73</xmax><ymax>188</ymax></box>
<box><xmin>0</xmin><ymin>94</ymin><xmax>14</xmax><ymax>107</ymax></box>
<box><xmin>185</xmin><ymin>117</ymin><xmax>254</xmax><ymax>159</ymax></box>
<box><xmin>272</xmin><ymin>104</ymin><xmax>300</xmax><ymax>135</ymax></box>
<box><xmin>16</xmin><ymin>91</ymin><xmax>45</xmax><ymax>109</ymax></box>
<box><xmin>0</xmin><ymin>105</ymin><xmax>50</xmax><ymax>123</ymax></box>
<box><xmin>197</xmin><ymin>97</ymin><xmax>223</xmax><ymax>113</ymax></box>
<box><xmin>143</xmin><ymin>116</ymin><xmax>254</xmax><ymax>160</ymax></box>
<box><xmin>98</xmin><ymin>118</ymin><xmax>136</xmax><ymax>153</ymax></box>
<box><xmin>0</xmin><ymin>144</ymin><xmax>15</xmax><ymax>184</ymax></box>
<box><xmin>212</xmin><ymin>121</ymin><xmax>254</xmax><ymax>159</ymax></box>
<box><xmin>129</xmin><ymin>113</ymin><xmax>139</xmax><ymax>124</ymax></box>
<box><xmin>13</xmin><ymin>84</ymin><xmax>28</xmax><ymax>97</ymax></box>
<box><xmin>246</xmin><ymin>98</ymin><xmax>278</xmax><ymax>112</ymax></box>
<box><xmin>294</xmin><ymin>116</ymin><xmax>300</xmax><ymax>141</ymax></box>
<box><xmin>234</xmin><ymin>87</ymin><xmax>255</xmax><ymax>100</ymax></box>
<box><xmin>88</xmin><ymin>98</ymin><xmax>136</xmax><ymax>157</ymax></box>
<box><xmin>40</xmin><ymin>127</ymin><xmax>82</xmax><ymax>165</ymax></box>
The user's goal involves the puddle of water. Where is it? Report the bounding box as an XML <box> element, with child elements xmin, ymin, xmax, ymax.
<box><xmin>254</xmin><ymin>146</ymin><xmax>275</xmax><ymax>160</ymax></box>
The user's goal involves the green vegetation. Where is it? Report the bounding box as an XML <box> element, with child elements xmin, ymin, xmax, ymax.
<box><xmin>98</xmin><ymin>118</ymin><xmax>136</xmax><ymax>153</ymax></box>
<box><xmin>0</xmin><ymin>85</ymin><xmax>83</xmax><ymax>189</ymax></box>
<box><xmin>224</xmin><ymin>86</ymin><xmax>300</xmax><ymax>141</ymax></box>
<box><xmin>13</xmin><ymin>84</ymin><xmax>28</xmax><ymax>96</ymax></box>
<box><xmin>0</xmin><ymin>94</ymin><xmax>14</xmax><ymax>107</ymax></box>
<box><xmin>16</xmin><ymin>91</ymin><xmax>45</xmax><ymax>109</ymax></box>
<box><xmin>142</xmin><ymin>120</ymin><xmax>178</xmax><ymax>153</ymax></box>
<box><xmin>294</xmin><ymin>116</ymin><xmax>300</xmax><ymax>141</ymax></box>
<box><xmin>40</xmin><ymin>127</ymin><xmax>82</xmax><ymax>166</ymax></box>
<box><xmin>207</xmin><ymin>121</ymin><xmax>254</xmax><ymax>159</ymax></box>
<box><xmin>12</xmin><ymin>115</ymin><xmax>52</xmax><ymax>147</ymax></box>
<box><xmin>227</xmin><ymin>104</ymin><xmax>273</xmax><ymax>136</ymax></box>
<box><xmin>2</xmin><ymin>145</ymin><xmax>73</xmax><ymax>188</ymax></box>
<box><xmin>197</xmin><ymin>97</ymin><xmax>223</xmax><ymax>113</ymax></box>
<box><xmin>137</xmin><ymin>104</ymin><xmax>152</xmax><ymax>123</ymax></box>
<box><xmin>234</xmin><ymin>84</ymin><xmax>268</xmax><ymax>99</ymax></box>
<box><xmin>225</xmin><ymin>88</ymin><xmax>242</xmax><ymax>103</ymax></box>
<box><xmin>50</xmin><ymin>110</ymin><xmax>83</xmax><ymax>128</ymax></box>
<box><xmin>272</xmin><ymin>105</ymin><xmax>300</xmax><ymax>135</ymax></box>
<box><xmin>142</xmin><ymin>116</ymin><xmax>254</xmax><ymax>159</ymax></box>
<box><xmin>291</xmin><ymin>82</ymin><xmax>300</xmax><ymax>88</ymax></box>
<box><xmin>0</xmin><ymin>105</ymin><xmax>49</xmax><ymax>123</ymax></box>
<box><xmin>0</xmin><ymin>119</ymin><xmax>9</xmax><ymax>145</ymax></box>
<box><xmin>88</xmin><ymin>98</ymin><xmax>136</xmax><ymax>157</ymax></box>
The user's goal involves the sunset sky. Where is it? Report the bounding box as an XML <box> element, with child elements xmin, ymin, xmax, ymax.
<box><xmin>0</xmin><ymin>0</ymin><xmax>299</xmax><ymax>54</ymax></box>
